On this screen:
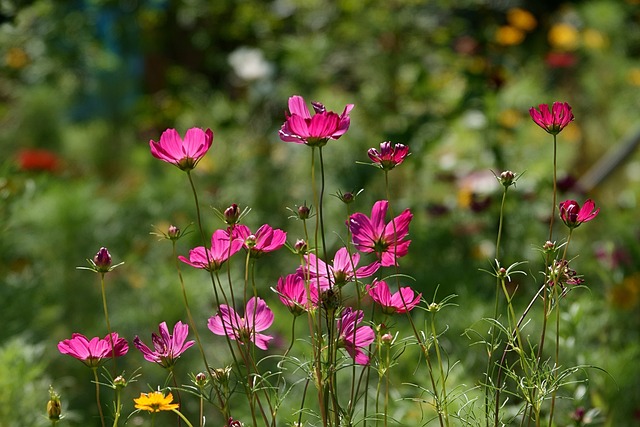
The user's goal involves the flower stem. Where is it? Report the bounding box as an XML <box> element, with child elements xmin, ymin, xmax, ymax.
<box><xmin>171</xmin><ymin>409</ymin><xmax>195</xmax><ymax>427</ymax></box>
<box><xmin>92</xmin><ymin>367</ymin><xmax>106</xmax><ymax>427</ymax></box>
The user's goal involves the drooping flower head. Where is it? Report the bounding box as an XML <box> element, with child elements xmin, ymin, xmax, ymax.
<box><xmin>348</xmin><ymin>200</ymin><xmax>413</xmax><ymax>267</ymax></box>
<box><xmin>232</xmin><ymin>224</ymin><xmax>287</xmax><ymax>258</ymax></box>
<box><xmin>133</xmin><ymin>321</ymin><xmax>195</xmax><ymax>369</ymax></box>
<box><xmin>368</xmin><ymin>141</ymin><xmax>410</xmax><ymax>171</ymax></box>
<box><xmin>178</xmin><ymin>229</ymin><xmax>243</xmax><ymax>271</ymax></box>
<box><xmin>150</xmin><ymin>128</ymin><xmax>213</xmax><ymax>171</ymax></box>
<box><xmin>58</xmin><ymin>332</ymin><xmax>128</xmax><ymax>368</ymax></box>
<box><xmin>366</xmin><ymin>279</ymin><xmax>422</xmax><ymax>314</ymax></box>
<box><xmin>336</xmin><ymin>307</ymin><xmax>375</xmax><ymax>365</ymax></box>
<box><xmin>208</xmin><ymin>297</ymin><xmax>274</xmax><ymax>350</ymax></box>
<box><xmin>279</xmin><ymin>95</ymin><xmax>354</xmax><ymax>147</ymax></box>
<box><xmin>301</xmin><ymin>247</ymin><xmax>380</xmax><ymax>290</ymax></box>
<box><xmin>529</xmin><ymin>102</ymin><xmax>574</xmax><ymax>135</ymax></box>
<box><xmin>274</xmin><ymin>273</ymin><xmax>319</xmax><ymax>316</ymax></box>
<box><xmin>133</xmin><ymin>391</ymin><xmax>179</xmax><ymax>413</ymax></box>
<box><xmin>559</xmin><ymin>199</ymin><xmax>599</xmax><ymax>229</ymax></box>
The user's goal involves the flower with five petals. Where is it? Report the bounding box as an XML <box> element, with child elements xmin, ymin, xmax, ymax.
<box><xmin>232</xmin><ymin>224</ymin><xmax>287</xmax><ymax>258</ymax></box>
<box><xmin>133</xmin><ymin>321</ymin><xmax>195</xmax><ymax>369</ymax></box>
<box><xmin>559</xmin><ymin>199</ymin><xmax>599</xmax><ymax>229</ymax></box>
<box><xmin>58</xmin><ymin>332</ymin><xmax>128</xmax><ymax>367</ymax></box>
<box><xmin>178</xmin><ymin>229</ymin><xmax>243</xmax><ymax>271</ymax></box>
<box><xmin>279</xmin><ymin>95</ymin><xmax>354</xmax><ymax>147</ymax></box>
<box><xmin>529</xmin><ymin>102</ymin><xmax>574</xmax><ymax>135</ymax></box>
<box><xmin>208</xmin><ymin>297</ymin><xmax>274</xmax><ymax>350</ymax></box>
<box><xmin>150</xmin><ymin>128</ymin><xmax>213</xmax><ymax>171</ymax></box>
<box><xmin>348</xmin><ymin>200</ymin><xmax>413</xmax><ymax>267</ymax></box>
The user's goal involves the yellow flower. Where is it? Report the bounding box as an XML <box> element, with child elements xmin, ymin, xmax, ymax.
<box><xmin>134</xmin><ymin>391</ymin><xmax>179</xmax><ymax>413</ymax></box>
<box><xmin>507</xmin><ymin>8</ymin><xmax>537</xmax><ymax>32</ymax></box>
<box><xmin>548</xmin><ymin>23</ymin><xmax>580</xmax><ymax>50</ymax></box>
<box><xmin>495</xmin><ymin>25</ymin><xmax>525</xmax><ymax>46</ymax></box>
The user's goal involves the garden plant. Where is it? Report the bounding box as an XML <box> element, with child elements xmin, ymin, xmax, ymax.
<box><xmin>47</xmin><ymin>96</ymin><xmax>605</xmax><ymax>427</ymax></box>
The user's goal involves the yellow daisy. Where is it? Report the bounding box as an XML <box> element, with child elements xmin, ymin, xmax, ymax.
<box><xmin>134</xmin><ymin>391</ymin><xmax>179</xmax><ymax>413</ymax></box>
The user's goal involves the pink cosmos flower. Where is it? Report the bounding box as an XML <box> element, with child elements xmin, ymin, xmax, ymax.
<box><xmin>337</xmin><ymin>307</ymin><xmax>375</xmax><ymax>365</ymax></box>
<box><xmin>366</xmin><ymin>279</ymin><xmax>422</xmax><ymax>314</ymax></box>
<box><xmin>368</xmin><ymin>141</ymin><xmax>410</xmax><ymax>170</ymax></box>
<box><xmin>279</xmin><ymin>95</ymin><xmax>354</xmax><ymax>146</ymax></box>
<box><xmin>301</xmin><ymin>247</ymin><xmax>380</xmax><ymax>290</ymax></box>
<box><xmin>179</xmin><ymin>229</ymin><xmax>243</xmax><ymax>271</ymax></box>
<box><xmin>348</xmin><ymin>200</ymin><xmax>413</xmax><ymax>267</ymax></box>
<box><xmin>274</xmin><ymin>273</ymin><xmax>319</xmax><ymax>315</ymax></box>
<box><xmin>58</xmin><ymin>332</ymin><xmax>128</xmax><ymax>367</ymax></box>
<box><xmin>529</xmin><ymin>102</ymin><xmax>574</xmax><ymax>135</ymax></box>
<box><xmin>559</xmin><ymin>199</ymin><xmax>599</xmax><ymax>229</ymax></box>
<box><xmin>133</xmin><ymin>321</ymin><xmax>195</xmax><ymax>368</ymax></box>
<box><xmin>208</xmin><ymin>297</ymin><xmax>274</xmax><ymax>350</ymax></box>
<box><xmin>232</xmin><ymin>224</ymin><xmax>287</xmax><ymax>258</ymax></box>
<box><xmin>150</xmin><ymin>128</ymin><xmax>214</xmax><ymax>171</ymax></box>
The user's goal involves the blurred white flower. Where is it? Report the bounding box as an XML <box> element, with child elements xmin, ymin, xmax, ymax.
<box><xmin>228</xmin><ymin>47</ymin><xmax>272</xmax><ymax>81</ymax></box>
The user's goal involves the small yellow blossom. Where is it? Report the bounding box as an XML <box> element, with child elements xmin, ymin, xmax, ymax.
<box><xmin>134</xmin><ymin>391</ymin><xmax>179</xmax><ymax>413</ymax></box>
<box><xmin>5</xmin><ymin>47</ymin><xmax>28</xmax><ymax>69</ymax></box>
<box><xmin>582</xmin><ymin>28</ymin><xmax>608</xmax><ymax>50</ymax></box>
<box><xmin>628</xmin><ymin>68</ymin><xmax>640</xmax><ymax>86</ymax></box>
<box><xmin>548</xmin><ymin>23</ymin><xmax>580</xmax><ymax>50</ymax></box>
<box><xmin>495</xmin><ymin>25</ymin><xmax>525</xmax><ymax>46</ymax></box>
<box><xmin>507</xmin><ymin>8</ymin><xmax>537</xmax><ymax>32</ymax></box>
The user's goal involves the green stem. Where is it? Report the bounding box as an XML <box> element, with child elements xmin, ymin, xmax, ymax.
<box><xmin>99</xmin><ymin>273</ymin><xmax>117</xmax><ymax>374</ymax></box>
<box><xmin>171</xmin><ymin>409</ymin><xmax>195</xmax><ymax>427</ymax></box>
<box><xmin>92</xmin><ymin>367</ymin><xmax>106</xmax><ymax>427</ymax></box>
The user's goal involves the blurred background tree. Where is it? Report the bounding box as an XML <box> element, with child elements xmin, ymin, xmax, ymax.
<box><xmin>1</xmin><ymin>0</ymin><xmax>640</xmax><ymax>425</ymax></box>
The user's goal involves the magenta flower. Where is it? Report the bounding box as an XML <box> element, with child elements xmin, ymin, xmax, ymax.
<box><xmin>529</xmin><ymin>102</ymin><xmax>574</xmax><ymax>135</ymax></box>
<box><xmin>179</xmin><ymin>229</ymin><xmax>243</xmax><ymax>271</ymax></box>
<box><xmin>559</xmin><ymin>199</ymin><xmax>599</xmax><ymax>229</ymax></box>
<box><xmin>348</xmin><ymin>200</ymin><xmax>413</xmax><ymax>267</ymax></box>
<box><xmin>368</xmin><ymin>141</ymin><xmax>410</xmax><ymax>170</ymax></box>
<box><xmin>301</xmin><ymin>247</ymin><xmax>380</xmax><ymax>290</ymax></box>
<box><xmin>275</xmin><ymin>273</ymin><xmax>319</xmax><ymax>315</ymax></box>
<box><xmin>366</xmin><ymin>279</ymin><xmax>422</xmax><ymax>314</ymax></box>
<box><xmin>58</xmin><ymin>332</ymin><xmax>128</xmax><ymax>367</ymax></box>
<box><xmin>232</xmin><ymin>224</ymin><xmax>287</xmax><ymax>258</ymax></box>
<box><xmin>208</xmin><ymin>297</ymin><xmax>274</xmax><ymax>350</ymax></box>
<box><xmin>133</xmin><ymin>321</ymin><xmax>194</xmax><ymax>369</ymax></box>
<box><xmin>336</xmin><ymin>307</ymin><xmax>375</xmax><ymax>365</ymax></box>
<box><xmin>150</xmin><ymin>128</ymin><xmax>214</xmax><ymax>171</ymax></box>
<box><xmin>279</xmin><ymin>95</ymin><xmax>354</xmax><ymax>146</ymax></box>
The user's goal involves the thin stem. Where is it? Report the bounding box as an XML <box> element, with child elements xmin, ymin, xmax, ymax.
<box><xmin>430</xmin><ymin>312</ymin><xmax>450</xmax><ymax>427</ymax></box>
<box><xmin>92</xmin><ymin>367</ymin><xmax>106</xmax><ymax>427</ymax></box>
<box><xmin>99</xmin><ymin>273</ymin><xmax>117</xmax><ymax>374</ymax></box>
<box><xmin>171</xmin><ymin>409</ymin><xmax>195</xmax><ymax>427</ymax></box>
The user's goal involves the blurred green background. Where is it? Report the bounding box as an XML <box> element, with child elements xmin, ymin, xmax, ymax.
<box><xmin>1</xmin><ymin>0</ymin><xmax>640</xmax><ymax>425</ymax></box>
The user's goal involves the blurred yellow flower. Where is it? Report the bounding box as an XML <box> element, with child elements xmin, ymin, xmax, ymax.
<box><xmin>495</xmin><ymin>25</ymin><xmax>525</xmax><ymax>46</ymax></box>
<box><xmin>134</xmin><ymin>391</ymin><xmax>179</xmax><ymax>413</ymax></box>
<box><xmin>628</xmin><ymin>68</ymin><xmax>640</xmax><ymax>86</ymax></box>
<box><xmin>608</xmin><ymin>273</ymin><xmax>640</xmax><ymax>310</ymax></box>
<box><xmin>507</xmin><ymin>8</ymin><xmax>537</xmax><ymax>32</ymax></box>
<box><xmin>548</xmin><ymin>23</ymin><xmax>580</xmax><ymax>50</ymax></box>
<box><xmin>582</xmin><ymin>28</ymin><xmax>608</xmax><ymax>50</ymax></box>
<box><xmin>498</xmin><ymin>109</ymin><xmax>521</xmax><ymax>129</ymax></box>
<box><xmin>4</xmin><ymin>47</ymin><xmax>28</xmax><ymax>69</ymax></box>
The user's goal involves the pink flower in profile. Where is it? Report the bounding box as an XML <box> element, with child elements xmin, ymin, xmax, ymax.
<box><xmin>150</xmin><ymin>128</ymin><xmax>213</xmax><ymax>171</ymax></box>
<box><xmin>279</xmin><ymin>95</ymin><xmax>354</xmax><ymax>147</ymax></box>
<box><xmin>368</xmin><ymin>141</ymin><xmax>410</xmax><ymax>171</ymax></box>
<box><xmin>133</xmin><ymin>321</ymin><xmax>194</xmax><ymax>369</ymax></box>
<box><xmin>301</xmin><ymin>247</ymin><xmax>380</xmax><ymax>290</ymax></box>
<box><xmin>559</xmin><ymin>199</ymin><xmax>599</xmax><ymax>229</ymax></box>
<box><xmin>58</xmin><ymin>332</ymin><xmax>128</xmax><ymax>367</ymax></box>
<box><xmin>179</xmin><ymin>229</ymin><xmax>243</xmax><ymax>271</ymax></box>
<box><xmin>274</xmin><ymin>273</ymin><xmax>319</xmax><ymax>315</ymax></box>
<box><xmin>336</xmin><ymin>307</ymin><xmax>375</xmax><ymax>365</ymax></box>
<box><xmin>529</xmin><ymin>102</ymin><xmax>574</xmax><ymax>135</ymax></box>
<box><xmin>208</xmin><ymin>297</ymin><xmax>274</xmax><ymax>350</ymax></box>
<box><xmin>348</xmin><ymin>200</ymin><xmax>413</xmax><ymax>267</ymax></box>
<box><xmin>366</xmin><ymin>279</ymin><xmax>422</xmax><ymax>314</ymax></box>
<box><xmin>232</xmin><ymin>224</ymin><xmax>287</xmax><ymax>258</ymax></box>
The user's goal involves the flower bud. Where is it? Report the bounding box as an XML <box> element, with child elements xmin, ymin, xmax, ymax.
<box><xmin>195</xmin><ymin>372</ymin><xmax>208</xmax><ymax>387</ymax></box>
<box><xmin>93</xmin><ymin>247</ymin><xmax>112</xmax><ymax>272</ymax></box>
<box><xmin>294</xmin><ymin>239</ymin><xmax>308</xmax><ymax>255</ymax></box>
<box><xmin>311</xmin><ymin>101</ymin><xmax>326</xmax><ymax>114</ymax></box>
<box><xmin>499</xmin><ymin>170</ymin><xmax>516</xmax><ymax>188</ymax></box>
<box><xmin>297</xmin><ymin>204</ymin><xmax>310</xmax><ymax>220</ymax></box>
<box><xmin>224</xmin><ymin>204</ymin><xmax>240</xmax><ymax>225</ymax></box>
<box><xmin>245</xmin><ymin>235</ymin><xmax>257</xmax><ymax>248</ymax></box>
<box><xmin>47</xmin><ymin>386</ymin><xmax>62</xmax><ymax>421</ymax></box>
<box><xmin>113</xmin><ymin>375</ymin><xmax>127</xmax><ymax>388</ymax></box>
<box><xmin>168</xmin><ymin>225</ymin><xmax>180</xmax><ymax>240</ymax></box>
<box><xmin>381</xmin><ymin>333</ymin><xmax>394</xmax><ymax>345</ymax></box>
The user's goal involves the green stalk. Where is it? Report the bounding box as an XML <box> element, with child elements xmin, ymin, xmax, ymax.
<box><xmin>92</xmin><ymin>367</ymin><xmax>106</xmax><ymax>427</ymax></box>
